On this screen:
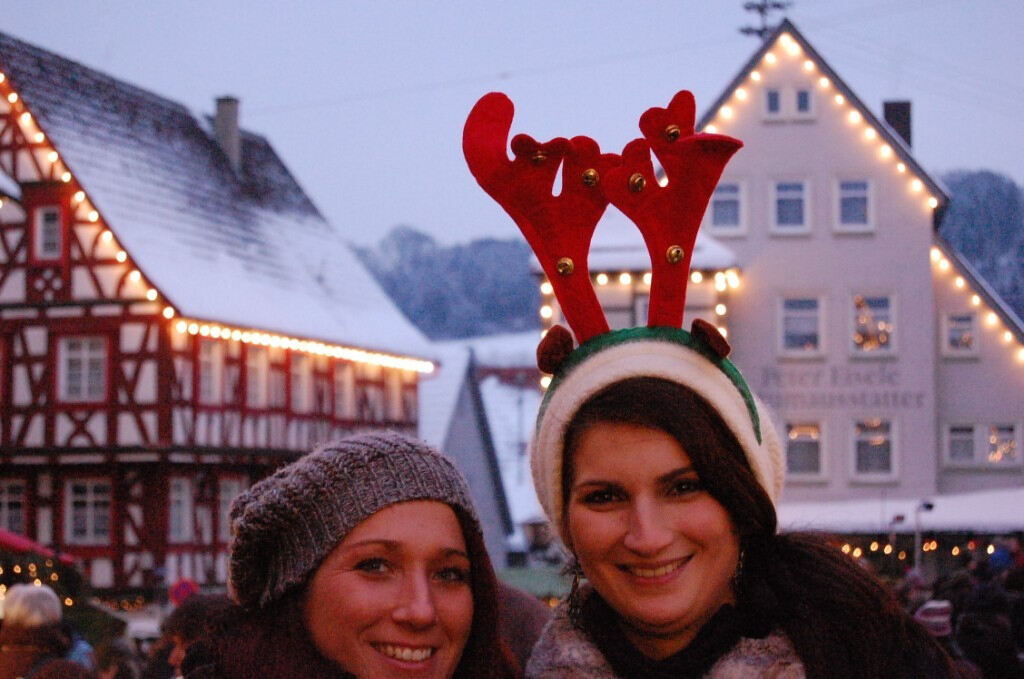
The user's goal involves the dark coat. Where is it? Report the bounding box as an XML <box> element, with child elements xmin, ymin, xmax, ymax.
<box><xmin>0</xmin><ymin>623</ymin><xmax>79</xmax><ymax>679</ymax></box>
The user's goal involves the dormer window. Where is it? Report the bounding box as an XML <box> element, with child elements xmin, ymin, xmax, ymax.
<box><xmin>33</xmin><ymin>205</ymin><xmax>63</xmax><ymax>261</ymax></box>
<box><xmin>795</xmin><ymin>89</ymin><xmax>814</xmax><ymax>117</ymax></box>
<box><xmin>765</xmin><ymin>89</ymin><xmax>782</xmax><ymax>117</ymax></box>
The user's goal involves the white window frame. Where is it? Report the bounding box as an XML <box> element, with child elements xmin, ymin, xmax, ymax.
<box><xmin>850</xmin><ymin>418</ymin><xmax>898</xmax><ymax>482</ymax></box>
<box><xmin>987</xmin><ymin>424</ymin><xmax>1021</xmax><ymax>467</ymax></box>
<box><xmin>784</xmin><ymin>422</ymin><xmax>827</xmax><ymax>481</ymax></box>
<box><xmin>778</xmin><ymin>296</ymin><xmax>824</xmax><ymax>358</ymax></box>
<box><xmin>57</xmin><ymin>336</ymin><xmax>108</xmax><ymax>403</ymax></box>
<box><xmin>941</xmin><ymin>312</ymin><xmax>979</xmax><ymax>358</ymax></box>
<box><xmin>246</xmin><ymin>345</ymin><xmax>269</xmax><ymax>408</ymax></box>
<box><xmin>834</xmin><ymin>179</ymin><xmax>873</xmax><ymax>233</ymax></box>
<box><xmin>943</xmin><ymin>423</ymin><xmax>1023</xmax><ymax>469</ymax></box>
<box><xmin>168</xmin><ymin>477</ymin><xmax>193</xmax><ymax>544</ymax></box>
<box><xmin>33</xmin><ymin>205</ymin><xmax>63</xmax><ymax>261</ymax></box>
<box><xmin>218</xmin><ymin>477</ymin><xmax>245</xmax><ymax>542</ymax></box>
<box><xmin>850</xmin><ymin>294</ymin><xmax>897</xmax><ymax>356</ymax></box>
<box><xmin>0</xmin><ymin>480</ymin><xmax>26</xmax><ymax>534</ymax></box>
<box><xmin>792</xmin><ymin>87</ymin><xmax>816</xmax><ymax>120</ymax></box>
<box><xmin>771</xmin><ymin>180</ymin><xmax>811</xmax><ymax>235</ymax></box>
<box><xmin>198</xmin><ymin>339</ymin><xmax>224</xmax><ymax>405</ymax></box>
<box><xmin>290</xmin><ymin>354</ymin><xmax>312</xmax><ymax>414</ymax></box>
<box><xmin>706</xmin><ymin>181</ymin><xmax>746</xmax><ymax>236</ymax></box>
<box><xmin>64</xmin><ymin>479</ymin><xmax>111</xmax><ymax>546</ymax></box>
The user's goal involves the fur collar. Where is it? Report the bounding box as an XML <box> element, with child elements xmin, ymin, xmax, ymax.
<box><xmin>526</xmin><ymin>596</ymin><xmax>805</xmax><ymax>678</ymax></box>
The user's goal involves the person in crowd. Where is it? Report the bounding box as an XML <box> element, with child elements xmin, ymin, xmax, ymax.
<box><xmin>95</xmin><ymin>639</ymin><xmax>143</xmax><ymax>679</ymax></box>
<box><xmin>184</xmin><ymin>431</ymin><xmax>517</xmax><ymax>679</ymax></box>
<box><xmin>956</xmin><ymin>611</ymin><xmax>1023</xmax><ymax>679</ymax></box>
<box><xmin>0</xmin><ymin>583</ymin><xmax>95</xmax><ymax>679</ymax></box>
<box><xmin>158</xmin><ymin>594</ymin><xmax>233</xmax><ymax>678</ymax></box>
<box><xmin>914</xmin><ymin>599</ymin><xmax>982</xmax><ymax>678</ymax></box>
<box><xmin>496</xmin><ymin>581</ymin><xmax>552</xmax><ymax>671</ymax></box>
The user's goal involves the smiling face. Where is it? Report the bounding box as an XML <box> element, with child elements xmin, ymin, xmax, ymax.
<box><xmin>303</xmin><ymin>500</ymin><xmax>474</xmax><ymax>678</ymax></box>
<box><xmin>566</xmin><ymin>421</ymin><xmax>740</xmax><ymax>659</ymax></box>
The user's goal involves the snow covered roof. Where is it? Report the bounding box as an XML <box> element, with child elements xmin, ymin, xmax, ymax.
<box><xmin>778</xmin><ymin>486</ymin><xmax>1024</xmax><ymax>534</ymax></box>
<box><xmin>530</xmin><ymin>206</ymin><xmax>737</xmax><ymax>274</ymax></box>
<box><xmin>0</xmin><ymin>31</ymin><xmax>430</xmax><ymax>360</ymax></box>
<box><xmin>417</xmin><ymin>345</ymin><xmax>471</xmax><ymax>447</ymax></box>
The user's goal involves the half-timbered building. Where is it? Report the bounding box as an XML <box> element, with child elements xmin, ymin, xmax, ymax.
<box><xmin>0</xmin><ymin>32</ymin><xmax>434</xmax><ymax>593</ymax></box>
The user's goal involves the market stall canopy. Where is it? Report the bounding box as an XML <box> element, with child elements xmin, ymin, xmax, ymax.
<box><xmin>0</xmin><ymin>529</ymin><xmax>76</xmax><ymax>565</ymax></box>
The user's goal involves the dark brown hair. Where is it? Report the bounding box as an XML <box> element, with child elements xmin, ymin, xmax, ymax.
<box><xmin>563</xmin><ymin>377</ymin><xmax>956</xmax><ymax>679</ymax></box>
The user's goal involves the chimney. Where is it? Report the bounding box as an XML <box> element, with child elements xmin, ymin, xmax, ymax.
<box><xmin>883</xmin><ymin>100</ymin><xmax>911</xmax><ymax>148</ymax></box>
<box><xmin>214</xmin><ymin>96</ymin><xmax>241</xmax><ymax>174</ymax></box>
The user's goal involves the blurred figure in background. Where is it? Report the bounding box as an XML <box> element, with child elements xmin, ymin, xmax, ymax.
<box><xmin>0</xmin><ymin>583</ymin><xmax>95</xmax><ymax>679</ymax></box>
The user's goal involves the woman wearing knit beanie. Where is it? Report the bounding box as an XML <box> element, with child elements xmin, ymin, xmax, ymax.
<box><xmin>462</xmin><ymin>91</ymin><xmax>961</xmax><ymax>678</ymax></box>
<box><xmin>184</xmin><ymin>431</ymin><xmax>517</xmax><ymax>679</ymax></box>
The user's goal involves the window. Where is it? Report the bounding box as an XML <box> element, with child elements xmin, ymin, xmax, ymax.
<box><xmin>944</xmin><ymin>424</ymin><xmax>1020</xmax><ymax>468</ymax></box>
<box><xmin>198</xmin><ymin>339</ymin><xmax>223</xmax><ymax>405</ymax></box>
<box><xmin>0</xmin><ymin>481</ymin><xmax>25</xmax><ymax>534</ymax></box>
<box><xmin>246</xmin><ymin>346</ymin><xmax>268</xmax><ymax>408</ymax></box>
<box><xmin>218</xmin><ymin>478</ymin><xmax>244</xmax><ymax>542</ymax></box>
<box><xmin>852</xmin><ymin>295</ymin><xmax>894</xmax><ymax>354</ymax></box>
<box><xmin>58</xmin><ymin>337</ymin><xmax>107</xmax><ymax>402</ymax></box>
<box><xmin>779</xmin><ymin>297</ymin><xmax>822</xmax><ymax>355</ymax></box>
<box><xmin>836</xmin><ymin>180</ymin><xmax>870</xmax><ymax>231</ymax></box>
<box><xmin>334</xmin><ymin>362</ymin><xmax>355</xmax><ymax>418</ymax></box>
<box><xmin>709</xmin><ymin>182</ymin><xmax>743</xmax><ymax>234</ymax></box>
<box><xmin>942</xmin><ymin>313</ymin><xmax>977</xmax><ymax>356</ymax></box>
<box><xmin>773</xmin><ymin>181</ymin><xmax>808</xmax><ymax>233</ymax></box>
<box><xmin>33</xmin><ymin>206</ymin><xmax>62</xmax><ymax>260</ymax></box>
<box><xmin>853</xmin><ymin>419</ymin><xmax>894</xmax><ymax>479</ymax></box>
<box><xmin>291</xmin><ymin>354</ymin><xmax>312</xmax><ymax>413</ymax></box>
<box><xmin>65</xmin><ymin>480</ymin><xmax>111</xmax><ymax>545</ymax></box>
<box><xmin>765</xmin><ymin>89</ymin><xmax>781</xmax><ymax>116</ymax></box>
<box><xmin>357</xmin><ymin>364</ymin><xmax>385</xmax><ymax>422</ymax></box>
<box><xmin>168</xmin><ymin>477</ymin><xmax>193</xmax><ymax>543</ymax></box>
<box><xmin>795</xmin><ymin>89</ymin><xmax>812</xmax><ymax>115</ymax></box>
<box><xmin>786</xmin><ymin>423</ymin><xmax>822</xmax><ymax>478</ymax></box>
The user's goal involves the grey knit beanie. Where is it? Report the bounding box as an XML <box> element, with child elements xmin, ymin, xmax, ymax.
<box><xmin>228</xmin><ymin>430</ymin><xmax>480</xmax><ymax>609</ymax></box>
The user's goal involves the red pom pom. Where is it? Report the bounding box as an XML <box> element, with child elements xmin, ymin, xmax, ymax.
<box><xmin>537</xmin><ymin>325</ymin><xmax>575</xmax><ymax>374</ymax></box>
<box><xmin>691</xmin><ymin>318</ymin><xmax>731</xmax><ymax>359</ymax></box>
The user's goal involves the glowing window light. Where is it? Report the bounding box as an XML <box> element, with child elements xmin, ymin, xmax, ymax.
<box><xmin>540</xmin><ymin>375</ymin><xmax>552</xmax><ymax>389</ymax></box>
<box><xmin>834</xmin><ymin>94</ymin><xmax>845</xmax><ymax>105</ymax></box>
<box><xmin>540</xmin><ymin>281</ymin><xmax>553</xmax><ymax>295</ymax></box>
<box><xmin>596</xmin><ymin>273</ymin><xmax>609</xmax><ymax>286</ymax></box>
<box><xmin>985</xmin><ymin>312</ymin><xmax>998</xmax><ymax>327</ymax></box>
<box><xmin>73</xmin><ymin>191</ymin><xmax>85</xmax><ymax>203</ymax></box>
<box><xmin>880</xmin><ymin>145</ymin><xmax>892</xmax><ymax>158</ymax></box>
<box><xmin>971</xmin><ymin>294</ymin><xmax>981</xmax><ymax>306</ymax></box>
<box><xmin>704</xmin><ymin>124</ymin><xmax>718</xmax><ymax>134</ymax></box>
<box><xmin>864</xmin><ymin>128</ymin><xmax>877</xmax><ymax>140</ymax></box>
<box><xmin>897</xmin><ymin>163</ymin><xmax>906</xmax><ymax>173</ymax></box>
<box><xmin>803</xmin><ymin>59</ymin><xmax>814</xmax><ymax>71</ymax></box>
<box><xmin>691</xmin><ymin>271</ymin><xmax>703</xmax><ymax>284</ymax></box>
<box><xmin>954</xmin><ymin>276</ymin><xmax>965</xmax><ymax>289</ymax></box>
<box><xmin>720</xmin><ymin>105</ymin><xmax>734</xmax><ymax>119</ymax></box>
<box><xmin>619</xmin><ymin>272</ymin><xmax>632</xmax><ymax>285</ymax></box>
<box><xmin>848</xmin><ymin>110</ymin><xmax>862</xmax><ymax>124</ymax></box>
<box><xmin>764</xmin><ymin>52</ymin><xmax>777</xmax><ymax>64</ymax></box>
<box><xmin>928</xmin><ymin>197</ymin><xmax>938</xmax><ymax>208</ymax></box>
<box><xmin>115</xmin><ymin>251</ymin><xmax>127</xmax><ymax>263</ymax></box>
<box><xmin>911</xmin><ymin>179</ymin><xmax>923</xmax><ymax>192</ymax></box>
<box><xmin>540</xmin><ymin>305</ymin><xmax>553</xmax><ymax>319</ymax></box>
<box><xmin>818</xmin><ymin>76</ymin><xmax>830</xmax><ymax>88</ymax></box>
<box><xmin>750</xmin><ymin>70</ymin><xmax>761</xmax><ymax>82</ymax></box>
<box><xmin>163</xmin><ymin>306</ymin><xmax>175</xmax><ymax>319</ymax></box>
<box><xmin>735</xmin><ymin>87</ymin><xmax>747</xmax><ymax>101</ymax></box>
<box><xmin>643</xmin><ymin>272</ymin><xmax>652</xmax><ymax>285</ymax></box>
<box><xmin>929</xmin><ymin>248</ymin><xmax>941</xmax><ymax>262</ymax></box>
<box><xmin>146</xmin><ymin>289</ymin><xmax>158</xmax><ymax>301</ymax></box>
<box><xmin>129</xmin><ymin>270</ymin><xmax>141</xmax><ymax>283</ymax></box>
<box><xmin>715</xmin><ymin>303</ymin><xmax>727</xmax><ymax>316</ymax></box>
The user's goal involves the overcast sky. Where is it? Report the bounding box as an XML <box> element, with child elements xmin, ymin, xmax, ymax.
<box><xmin>4</xmin><ymin>1</ymin><xmax>1022</xmax><ymax>245</ymax></box>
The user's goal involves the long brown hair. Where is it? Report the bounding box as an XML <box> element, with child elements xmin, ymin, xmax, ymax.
<box><xmin>562</xmin><ymin>377</ymin><xmax>956</xmax><ymax>679</ymax></box>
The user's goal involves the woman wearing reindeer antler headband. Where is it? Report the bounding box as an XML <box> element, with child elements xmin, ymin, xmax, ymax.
<box><xmin>464</xmin><ymin>92</ymin><xmax>958</xmax><ymax>678</ymax></box>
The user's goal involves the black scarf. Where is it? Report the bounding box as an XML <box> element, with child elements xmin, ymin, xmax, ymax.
<box><xmin>580</xmin><ymin>593</ymin><xmax>773</xmax><ymax>679</ymax></box>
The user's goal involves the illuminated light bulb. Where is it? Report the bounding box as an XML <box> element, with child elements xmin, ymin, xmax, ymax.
<box><xmin>987</xmin><ymin>544</ymin><xmax>995</xmax><ymax>555</ymax></box>
<box><xmin>750</xmin><ymin>70</ymin><xmax>761</xmax><ymax>82</ymax></box>
<box><xmin>691</xmin><ymin>271</ymin><xmax>703</xmax><ymax>284</ymax></box>
<box><xmin>952</xmin><ymin>546</ymin><xmax>960</xmax><ymax>556</ymax></box>
<box><xmin>735</xmin><ymin>87</ymin><xmax>747</xmax><ymax>100</ymax></box>
<box><xmin>883</xmin><ymin>544</ymin><xmax>893</xmax><ymax>555</ymax></box>
<box><xmin>898</xmin><ymin>551</ymin><xmax>906</xmax><ymax>560</ymax></box>
<box><xmin>100</xmin><ymin>230</ymin><xmax>113</xmax><ymax>243</ymax></box>
<box><xmin>848</xmin><ymin>110</ymin><xmax>862</xmax><ymax>124</ymax></box>
<box><xmin>864</xmin><ymin>128</ymin><xmax>877</xmax><ymax>140</ymax></box>
<box><xmin>0</xmin><ymin>73</ymin><xmax>4</xmax><ymax>83</ymax></box>
<box><xmin>269</xmin><ymin>335</ymin><xmax>281</xmax><ymax>347</ymax></box>
<box><xmin>764</xmin><ymin>52</ymin><xmax>777</xmax><ymax>64</ymax></box>
<box><xmin>928</xmin><ymin>197</ymin><xmax>938</xmax><ymax>208</ymax></box>
<box><xmin>34</xmin><ymin>132</ymin><xmax>44</xmax><ymax>143</ymax></box>
<box><xmin>64</xmin><ymin>598</ymin><xmax>73</xmax><ymax>606</ymax></box>
<box><xmin>642</xmin><ymin>272</ymin><xmax>652</xmax><ymax>285</ymax></box>
<box><xmin>73</xmin><ymin>191</ymin><xmax>85</xmax><ymax>203</ymax></box>
<box><xmin>715</xmin><ymin>303</ymin><xmax>727</xmax><ymax>316</ymax></box>
<box><xmin>540</xmin><ymin>305</ymin><xmax>553</xmax><ymax>319</ymax></box>
<box><xmin>938</xmin><ymin>259</ymin><xmax>950</xmax><ymax>272</ymax></box>
<box><xmin>19</xmin><ymin>112</ymin><xmax>31</xmax><ymax>124</ymax></box>
<box><xmin>985</xmin><ymin>312</ymin><xmax>998</xmax><ymax>327</ymax></box>
<box><xmin>715</xmin><ymin>279</ymin><xmax>727</xmax><ymax>292</ymax></box>
<box><xmin>115</xmin><ymin>251</ymin><xmax>127</xmax><ymax>263</ymax></box>
<box><xmin>210</xmin><ymin>326</ymin><xmax>222</xmax><ymax>338</ymax></box>
<box><xmin>146</xmin><ymin>289</ymin><xmax>158</xmax><ymax>301</ymax></box>
<box><xmin>704</xmin><ymin>124</ymin><xmax>718</xmax><ymax>134</ymax></box>
<box><xmin>163</xmin><ymin>306</ymin><xmax>175</xmax><ymax>319</ymax></box>
<box><xmin>787</xmin><ymin>43</ymin><xmax>802</xmax><ymax>56</ymax></box>
<box><xmin>841</xmin><ymin>544</ymin><xmax>851</xmax><ymax>554</ymax></box>
<box><xmin>870</xmin><ymin>541</ymin><xmax>879</xmax><ymax>552</ymax></box>
<box><xmin>954</xmin><ymin>276</ymin><xmax>965</xmax><ymax>289</ymax></box>
<box><xmin>129</xmin><ymin>270</ymin><xmax>141</xmax><ymax>283</ymax></box>
<box><xmin>1002</xmin><ymin>331</ymin><xmax>1012</xmax><ymax>343</ymax></box>
<box><xmin>88</xmin><ymin>210</ymin><xmax>99</xmax><ymax>222</ymax></box>
<box><xmin>540</xmin><ymin>281</ymin><xmax>553</xmax><ymax>295</ymax></box>
<box><xmin>61</xmin><ymin>172</ymin><xmax>71</xmax><ymax>183</ymax></box>
<box><xmin>175</xmin><ymin>320</ymin><xmax>187</xmax><ymax>333</ymax></box>
<box><xmin>241</xmin><ymin>332</ymin><xmax>252</xmax><ymax>343</ymax></box>
<box><xmin>897</xmin><ymin>163</ymin><xmax>906</xmax><ymax>173</ymax></box>
<box><xmin>47</xmin><ymin>151</ymin><xmax>59</xmax><ymax>163</ymax></box>
<box><xmin>720</xmin><ymin>105</ymin><xmax>734</xmax><ymax>119</ymax></box>
<box><xmin>818</xmin><ymin>76</ymin><xmax>830</xmax><ymax>88</ymax></box>
<box><xmin>971</xmin><ymin>294</ymin><xmax>981</xmax><ymax>306</ymax></box>
<box><xmin>540</xmin><ymin>375</ymin><xmax>552</xmax><ymax>389</ymax></box>
<box><xmin>779</xmin><ymin>33</ymin><xmax>793</xmax><ymax>46</ymax></box>
<box><xmin>596</xmin><ymin>273</ymin><xmax>609</xmax><ymax>286</ymax></box>
<box><xmin>717</xmin><ymin>326</ymin><xmax>728</xmax><ymax>338</ymax></box>
<box><xmin>834</xmin><ymin>94</ymin><xmax>845</xmax><ymax>105</ymax></box>
<box><xmin>880</xmin><ymin>145</ymin><xmax>892</xmax><ymax>158</ymax></box>
<box><xmin>7</xmin><ymin>92</ymin><xmax>18</xmax><ymax>103</ymax></box>
<box><xmin>188</xmin><ymin>323</ymin><xmax>199</xmax><ymax>335</ymax></box>
<box><xmin>199</xmin><ymin>325</ymin><xmax>210</xmax><ymax>336</ymax></box>
<box><xmin>231</xmin><ymin>330</ymin><xmax>242</xmax><ymax>341</ymax></box>
<box><xmin>803</xmin><ymin>59</ymin><xmax>814</xmax><ymax>71</ymax></box>
<box><xmin>726</xmin><ymin>270</ymin><xmax>740</xmax><ymax>289</ymax></box>
<box><xmin>930</xmin><ymin>248</ymin><xmax>940</xmax><ymax>262</ymax></box>
<box><xmin>852</xmin><ymin>547</ymin><xmax>863</xmax><ymax>558</ymax></box>
<box><xmin>619</xmin><ymin>272</ymin><xmax>632</xmax><ymax>285</ymax></box>
<box><xmin>911</xmin><ymin>179</ymin><xmax>923</xmax><ymax>192</ymax></box>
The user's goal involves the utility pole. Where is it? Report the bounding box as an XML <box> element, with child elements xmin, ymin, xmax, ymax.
<box><xmin>740</xmin><ymin>1</ymin><xmax>793</xmax><ymax>42</ymax></box>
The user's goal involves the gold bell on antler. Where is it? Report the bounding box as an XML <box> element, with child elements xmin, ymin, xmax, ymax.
<box><xmin>531</xmin><ymin>150</ymin><xmax>547</xmax><ymax>165</ymax></box>
<box><xmin>666</xmin><ymin>245</ymin><xmax>685</xmax><ymax>264</ymax></box>
<box><xmin>581</xmin><ymin>168</ymin><xmax>599</xmax><ymax>186</ymax></box>
<box><xmin>664</xmin><ymin>124</ymin><xmax>682</xmax><ymax>141</ymax></box>
<box><xmin>629</xmin><ymin>173</ymin><xmax>646</xmax><ymax>193</ymax></box>
<box><xmin>556</xmin><ymin>257</ymin><xmax>574</xmax><ymax>275</ymax></box>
